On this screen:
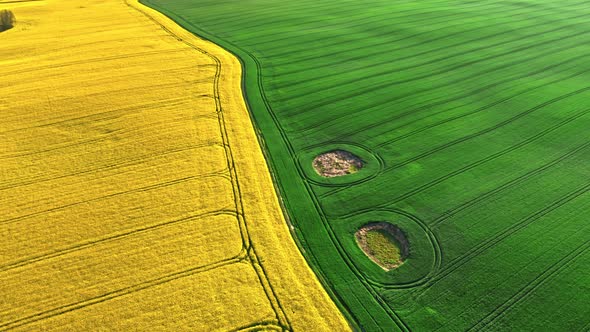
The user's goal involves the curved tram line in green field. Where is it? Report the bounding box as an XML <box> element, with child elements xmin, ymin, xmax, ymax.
<box><xmin>141</xmin><ymin>0</ymin><xmax>590</xmax><ymax>330</ymax></box>
<box><xmin>134</xmin><ymin>6</ymin><xmax>433</xmax><ymax>329</ymax></box>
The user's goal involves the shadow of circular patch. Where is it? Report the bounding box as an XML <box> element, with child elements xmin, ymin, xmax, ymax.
<box><xmin>297</xmin><ymin>142</ymin><xmax>383</xmax><ymax>187</ymax></box>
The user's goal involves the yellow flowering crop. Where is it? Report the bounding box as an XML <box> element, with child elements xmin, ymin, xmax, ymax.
<box><xmin>0</xmin><ymin>0</ymin><xmax>350</xmax><ymax>330</ymax></box>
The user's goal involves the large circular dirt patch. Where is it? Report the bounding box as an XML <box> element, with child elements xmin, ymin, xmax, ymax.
<box><xmin>313</xmin><ymin>150</ymin><xmax>364</xmax><ymax>177</ymax></box>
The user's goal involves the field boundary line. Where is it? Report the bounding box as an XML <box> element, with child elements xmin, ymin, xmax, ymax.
<box><xmin>250</xmin><ymin>21</ymin><xmax>410</xmax><ymax>332</ymax></box>
<box><xmin>125</xmin><ymin>0</ymin><xmax>294</xmax><ymax>329</ymax></box>
<box><xmin>133</xmin><ymin>0</ymin><xmax>372</xmax><ymax>328</ymax></box>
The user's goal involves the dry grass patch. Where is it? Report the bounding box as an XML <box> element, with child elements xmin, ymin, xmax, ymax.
<box><xmin>356</xmin><ymin>222</ymin><xmax>409</xmax><ymax>271</ymax></box>
<box><xmin>313</xmin><ymin>150</ymin><xmax>363</xmax><ymax>177</ymax></box>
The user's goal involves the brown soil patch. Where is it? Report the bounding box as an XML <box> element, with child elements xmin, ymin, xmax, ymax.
<box><xmin>313</xmin><ymin>150</ymin><xmax>363</xmax><ymax>177</ymax></box>
<box><xmin>355</xmin><ymin>222</ymin><xmax>409</xmax><ymax>271</ymax></box>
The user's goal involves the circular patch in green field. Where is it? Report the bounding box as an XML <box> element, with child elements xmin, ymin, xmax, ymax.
<box><xmin>298</xmin><ymin>142</ymin><xmax>383</xmax><ymax>186</ymax></box>
<box><xmin>333</xmin><ymin>209</ymin><xmax>440</xmax><ymax>287</ymax></box>
<box><xmin>355</xmin><ymin>222</ymin><xmax>409</xmax><ymax>271</ymax></box>
<box><xmin>313</xmin><ymin>150</ymin><xmax>364</xmax><ymax>177</ymax></box>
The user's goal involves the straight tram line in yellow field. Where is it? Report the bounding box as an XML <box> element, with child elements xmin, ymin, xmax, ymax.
<box><xmin>0</xmin><ymin>0</ymin><xmax>350</xmax><ymax>330</ymax></box>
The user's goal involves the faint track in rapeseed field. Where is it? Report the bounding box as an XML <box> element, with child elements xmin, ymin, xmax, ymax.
<box><xmin>0</xmin><ymin>0</ymin><xmax>350</xmax><ymax>330</ymax></box>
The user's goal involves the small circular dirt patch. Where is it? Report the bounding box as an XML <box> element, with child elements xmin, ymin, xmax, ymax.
<box><xmin>313</xmin><ymin>150</ymin><xmax>364</xmax><ymax>177</ymax></box>
<box><xmin>355</xmin><ymin>222</ymin><xmax>409</xmax><ymax>271</ymax></box>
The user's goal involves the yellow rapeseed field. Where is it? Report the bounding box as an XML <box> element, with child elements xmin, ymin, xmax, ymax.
<box><xmin>0</xmin><ymin>0</ymin><xmax>350</xmax><ymax>330</ymax></box>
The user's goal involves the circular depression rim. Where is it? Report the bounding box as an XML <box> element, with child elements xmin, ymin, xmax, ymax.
<box><xmin>297</xmin><ymin>142</ymin><xmax>384</xmax><ymax>187</ymax></box>
<box><xmin>335</xmin><ymin>208</ymin><xmax>442</xmax><ymax>289</ymax></box>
